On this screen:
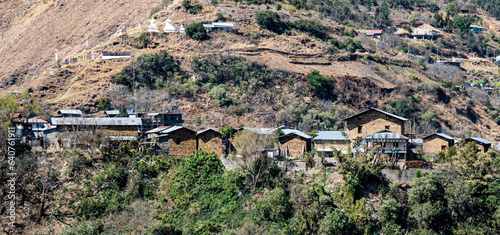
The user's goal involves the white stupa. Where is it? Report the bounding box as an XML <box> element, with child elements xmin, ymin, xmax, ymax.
<box><xmin>179</xmin><ymin>24</ymin><xmax>186</xmax><ymax>34</ymax></box>
<box><xmin>163</xmin><ymin>18</ymin><xmax>176</xmax><ymax>33</ymax></box>
<box><xmin>147</xmin><ymin>17</ymin><xmax>160</xmax><ymax>33</ymax></box>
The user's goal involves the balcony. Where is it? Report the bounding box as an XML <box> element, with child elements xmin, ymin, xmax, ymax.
<box><xmin>366</xmin><ymin>146</ymin><xmax>407</xmax><ymax>152</ymax></box>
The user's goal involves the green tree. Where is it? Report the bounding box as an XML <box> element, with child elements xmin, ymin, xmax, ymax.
<box><xmin>255</xmin><ymin>11</ymin><xmax>286</xmax><ymax>34</ymax></box>
<box><xmin>408</xmin><ymin>171</ymin><xmax>448</xmax><ymax>230</ymax></box>
<box><xmin>186</xmin><ymin>23</ymin><xmax>208</xmax><ymax>40</ymax></box>
<box><xmin>319</xmin><ymin>208</ymin><xmax>356</xmax><ymax>234</ymax></box>
<box><xmin>306</xmin><ymin>70</ymin><xmax>334</xmax><ymax>99</ymax></box>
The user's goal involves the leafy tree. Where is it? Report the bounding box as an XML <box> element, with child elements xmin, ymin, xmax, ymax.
<box><xmin>112</xmin><ymin>50</ymin><xmax>180</xmax><ymax>89</ymax></box>
<box><xmin>306</xmin><ymin>70</ymin><xmax>334</xmax><ymax>99</ymax></box>
<box><xmin>255</xmin><ymin>11</ymin><xmax>287</xmax><ymax>34</ymax></box>
<box><xmin>290</xmin><ymin>19</ymin><xmax>328</xmax><ymax>40</ymax></box>
<box><xmin>255</xmin><ymin>188</ymin><xmax>292</xmax><ymax>223</ymax></box>
<box><xmin>391</xmin><ymin>97</ymin><xmax>415</xmax><ymax>118</ymax></box>
<box><xmin>20</xmin><ymin>91</ymin><xmax>41</xmax><ymax>118</ymax></box>
<box><xmin>96</xmin><ymin>97</ymin><xmax>111</xmax><ymax>110</ymax></box>
<box><xmin>408</xmin><ymin>171</ymin><xmax>448</xmax><ymax>230</ymax></box>
<box><xmin>376</xmin><ymin>1</ymin><xmax>391</xmax><ymax>26</ymax></box>
<box><xmin>319</xmin><ymin>208</ymin><xmax>356</xmax><ymax>234</ymax></box>
<box><xmin>186</xmin><ymin>23</ymin><xmax>208</xmax><ymax>41</ymax></box>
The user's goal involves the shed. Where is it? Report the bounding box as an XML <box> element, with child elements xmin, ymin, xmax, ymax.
<box><xmin>422</xmin><ymin>133</ymin><xmax>456</xmax><ymax>155</ymax></box>
<box><xmin>465</xmin><ymin>137</ymin><xmax>492</xmax><ymax>152</ymax></box>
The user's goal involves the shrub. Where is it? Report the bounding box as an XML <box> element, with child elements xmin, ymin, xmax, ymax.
<box><xmin>112</xmin><ymin>50</ymin><xmax>180</xmax><ymax>90</ymax></box>
<box><xmin>306</xmin><ymin>70</ymin><xmax>334</xmax><ymax>98</ymax></box>
<box><xmin>290</xmin><ymin>19</ymin><xmax>328</xmax><ymax>40</ymax></box>
<box><xmin>319</xmin><ymin>209</ymin><xmax>356</xmax><ymax>234</ymax></box>
<box><xmin>277</xmin><ymin>3</ymin><xmax>282</xmax><ymax>11</ymax></box>
<box><xmin>186</xmin><ymin>23</ymin><xmax>208</xmax><ymax>40</ymax></box>
<box><xmin>255</xmin><ymin>11</ymin><xmax>287</xmax><ymax>34</ymax></box>
<box><xmin>216</xmin><ymin>12</ymin><xmax>224</xmax><ymax>21</ymax></box>
<box><xmin>209</xmin><ymin>85</ymin><xmax>228</xmax><ymax>105</ymax></box>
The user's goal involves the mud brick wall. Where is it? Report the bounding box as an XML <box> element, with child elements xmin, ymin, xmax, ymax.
<box><xmin>423</xmin><ymin>136</ymin><xmax>453</xmax><ymax>155</ymax></box>
<box><xmin>344</xmin><ymin>110</ymin><xmax>405</xmax><ymax>140</ymax></box>
<box><xmin>197</xmin><ymin>131</ymin><xmax>223</xmax><ymax>158</ymax></box>
<box><xmin>313</xmin><ymin>140</ymin><xmax>351</xmax><ymax>152</ymax></box>
<box><xmin>279</xmin><ymin>136</ymin><xmax>311</xmax><ymax>159</ymax></box>
<box><xmin>168</xmin><ymin>129</ymin><xmax>197</xmax><ymax>156</ymax></box>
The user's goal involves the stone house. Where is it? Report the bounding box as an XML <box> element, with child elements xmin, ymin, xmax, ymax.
<box><xmin>197</xmin><ymin>128</ymin><xmax>223</xmax><ymax>158</ymax></box>
<box><xmin>278</xmin><ymin>130</ymin><xmax>312</xmax><ymax>159</ymax></box>
<box><xmin>145</xmin><ymin>126</ymin><xmax>197</xmax><ymax>156</ymax></box>
<box><xmin>313</xmin><ymin>131</ymin><xmax>352</xmax><ymax>158</ymax></box>
<box><xmin>465</xmin><ymin>137</ymin><xmax>492</xmax><ymax>152</ymax></box>
<box><xmin>422</xmin><ymin>133</ymin><xmax>456</xmax><ymax>155</ymax></box>
<box><xmin>342</xmin><ymin>108</ymin><xmax>408</xmax><ymax>141</ymax></box>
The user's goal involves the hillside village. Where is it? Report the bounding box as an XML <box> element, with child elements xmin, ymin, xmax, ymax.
<box><xmin>8</xmin><ymin>107</ymin><xmax>499</xmax><ymax>166</ymax></box>
<box><xmin>1</xmin><ymin>0</ymin><xmax>500</xmax><ymax>234</ymax></box>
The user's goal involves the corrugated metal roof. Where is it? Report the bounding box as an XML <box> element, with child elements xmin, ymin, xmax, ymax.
<box><xmin>105</xmin><ymin>110</ymin><xmax>120</xmax><ymax>115</ymax></box>
<box><xmin>58</xmin><ymin>110</ymin><xmax>83</xmax><ymax>115</ymax></box>
<box><xmin>146</xmin><ymin>126</ymin><xmax>172</xmax><ymax>133</ymax></box>
<box><xmin>160</xmin><ymin>126</ymin><xmax>195</xmax><ymax>134</ymax></box>
<box><xmin>212</xmin><ymin>22</ymin><xmax>235</xmax><ymax>27</ymax></box>
<box><xmin>466</xmin><ymin>137</ymin><xmax>492</xmax><ymax>145</ymax></box>
<box><xmin>342</xmin><ymin>108</ymin><xmax>409</xmax><ymax>121</ymax></box>
<box><xmin>366</xmin><ymin>131</ymin><xmax>408</xmax><ymax>140</ymax></box>
<box><xmin>197</xmin><ymin>128</ymin><xmax>223</xmax><ymax>136</ymax></box>
<box><xmin>244</xmin><ymin>127</ymin><xmax>276</xmax><ymax>135</ymax></box>
<box><xmin>279</xmin><ymin>131</ymin><xmax>312</xmax><ymax>139</ymax></box>
<box><xmin>108</xmin><ymin>136</ymin><xmax>137</xmax><ymax>140</ymax></box>
<box><xmin>314</xmin><ymin>131</ymin><xmax>351</xmax><ymax>140</ymax></box>
<box><xmin>51</xmin><ymin>117</ymin><xmax>142</xmax><ymax>126</ymax></box>
<box><xmin>423</xmin><ymin>133</ymin><xmax>454</xmax><ymax>140</ymax></box>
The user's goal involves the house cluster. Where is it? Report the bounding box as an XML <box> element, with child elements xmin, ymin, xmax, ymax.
<box><xmin>10</xmin><ymin>108</ymin><xmax>498</xmax><ymax>161</ymax></box>
<box><xmin>147</xmin><ymin>17</ymin><xmax>235</xmax><ymax>34</ymax></box>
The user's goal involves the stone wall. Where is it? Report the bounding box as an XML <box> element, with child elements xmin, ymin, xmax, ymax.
<box><xmin>344</xmin><ymin>109</ymin><xmax>404</xmax><ymax>140</ymax></box>
<box><xmin>314</xmin><ymin>140</ymin><xmax>351</xmax><ymax>152</ymax></box>
<box><xmin>423</xmin><ymin>136</ymin><xmax>452</xmax><ymax>155</ymax></box>
<box><xmin>197</xmin><ymin>131</ymin><xmax>223</xmax><ymax>158</ymax></box>
<box><xmin>279</xmin><ymin>135</ymin><xmax>311</xmax><ymax>158</ymax></box>
<box><xmin>221</xmin><ymin>156</ymin><xmax>307</xmax><ymax>172</ymax></box>
<box><xmin>168</xmin><ymin>129</ymin><xmax>197</xmax><ymax>156</ymax></box>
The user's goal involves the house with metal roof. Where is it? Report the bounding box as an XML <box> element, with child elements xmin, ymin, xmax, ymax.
<box><xmin>277</xmin><ymin>126</ymin><xmax>312</xmax><ymax>159</ymax></box>
<box><xmin>57</xmin><ymin>109</ymin><xmax>83</xmax><ymax>117</ymax></box>
<box><xmin>365</xmin><ymin>130</ymin><xmax>409</xmax><ymax>160</ymax></box>
<box><xmin>422</xmin><ymin>133</ymin><xmax>456</xmax><ymax>156</ymax></box>
<box><xmin>412</xmin><ymin>24</ymin><xmax>441</xmax><ymax>40</ymax></box>
<box><xmin>143</xmin><ymin>126</ymin><xmax>197</xmax><ymax>156</ymax></box>
<box><xmin>313</xmin><ymin>131</ymin><xmax>352</xmax><ymax>157</ymax></box>
<box><xmin>470</xmin><ymin>25</ymin><xmax>486</xmax><ymax>33</ymax></box>
<box><xmin>197</xmin><ymin>128</ymin><xmax>223</xmax><ymax>158</ymax></box>
<box><xmin>465</xmin><ymin>137</ymin><xmax>493</xmax><ymax>152</ymax></box>
<box><xmin>358</xmin><ymin>29</ymin><xmax>383</xmax><ymax>39</ymax></box>
<box><xmin>343</xmin><ymin>108</ymin><xmax>407</xmax><ymax>141</ymax></box>
<box><xmin>202</xmin><ymin>22</ymin><xmax>235</xmax><ymax>32</ymax></box>
<box><xmin>51</xmin><ymin>116</ymin><xmax>142</xmax><ymax>148</ymax></box>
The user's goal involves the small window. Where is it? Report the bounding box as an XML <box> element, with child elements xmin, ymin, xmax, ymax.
<box><xmin>441</xmin><ymin>145</ymin><xmax>447</xmax><ymax>151</ymax></box>
<box><xmin>357</xmin><ymin>126</ymin><xmax>362</xmax><ymax>134</ymax></box>
<box><xmin>385</xmin><ymin>125</ymin><xmax>390</xmax><ymax>130</ymax></box>
<box><xmin>175</xmin><ymin>138</ymin><xmax>181</xmax><ymax>145</ymax></box>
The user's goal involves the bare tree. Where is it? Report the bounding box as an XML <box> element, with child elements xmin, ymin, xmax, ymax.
<box><xmin>231</xmin><ymin>129</ymin><xmax>277</xmax><ymax>189</ymax></box>
<box><xmin>427</xmin><ymin>64</ymin><xmax>460</xmax><ymax>80</ymax></box>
